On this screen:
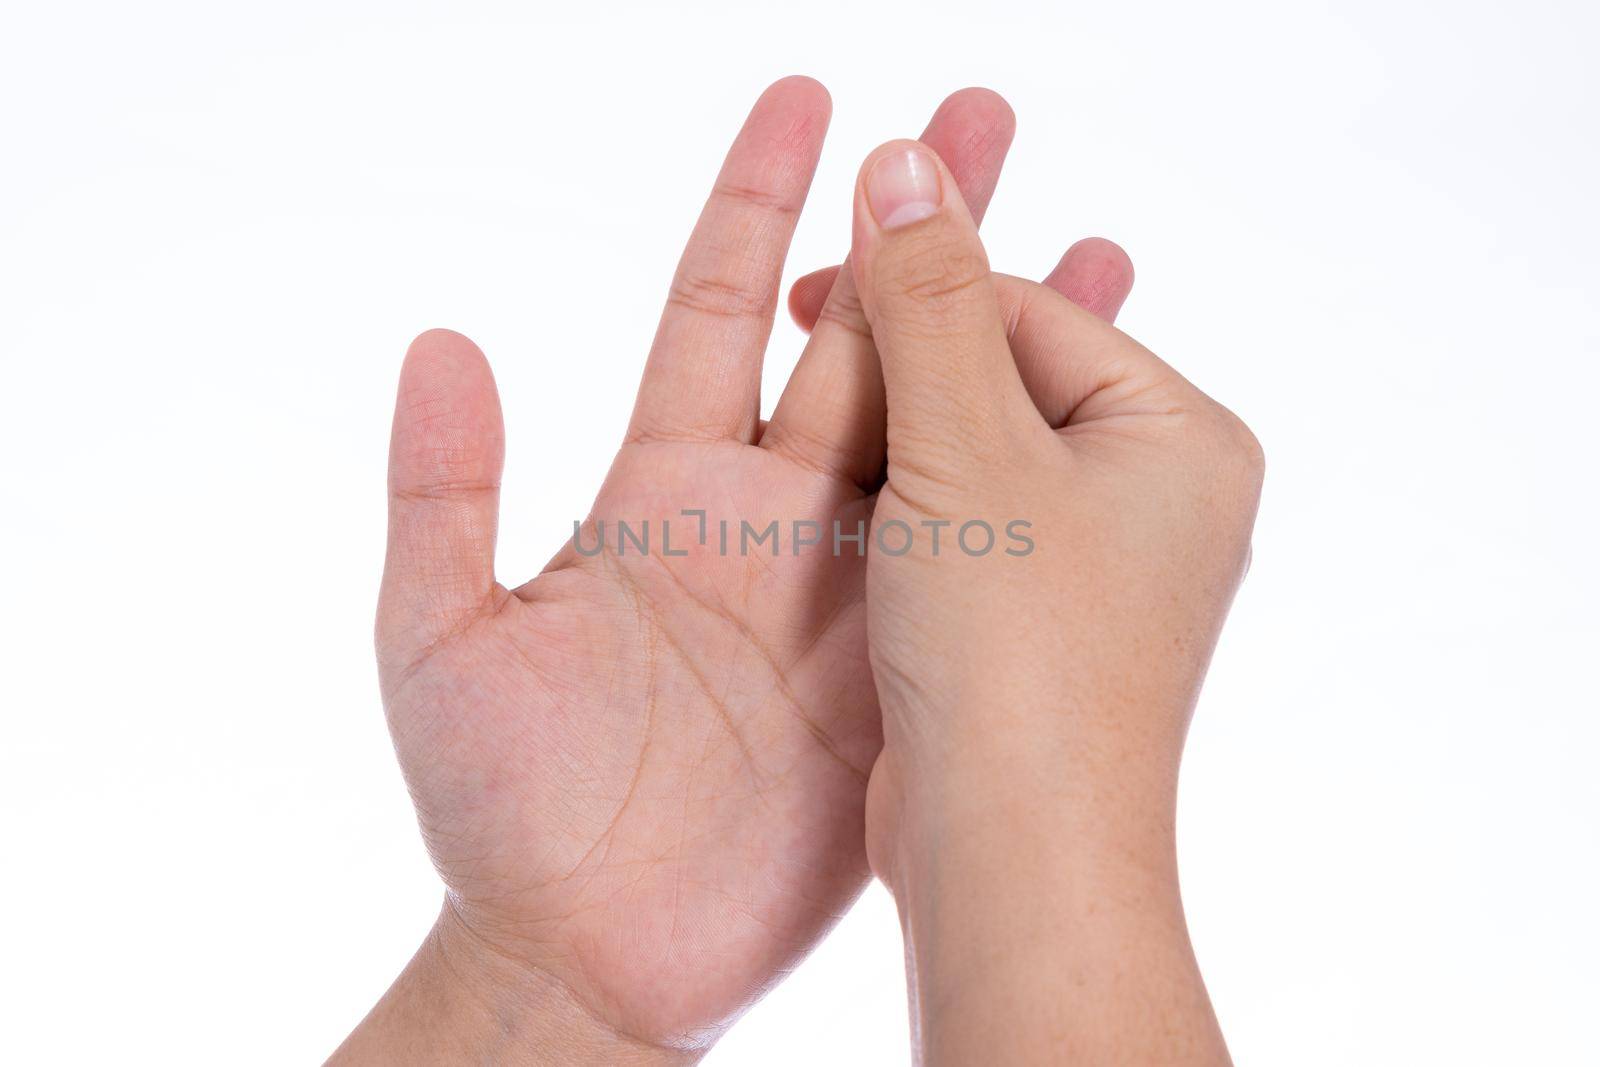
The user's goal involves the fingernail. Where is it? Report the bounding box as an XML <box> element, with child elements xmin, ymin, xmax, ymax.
<box><xmin>866</xmin><ymin>146</ymin><xmax>942</xmax><ymax>230</ymax></box>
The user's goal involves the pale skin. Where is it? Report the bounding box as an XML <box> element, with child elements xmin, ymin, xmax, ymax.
<box><xmin>333</xmin><ymin>76</ymin><xmax>1255</xmax><ymax>1065</ymax></box>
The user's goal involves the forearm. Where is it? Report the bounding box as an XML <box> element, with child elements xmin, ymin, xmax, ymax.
<box><xmin>328</xmin><ymin>901</ymin><xmax>698</xmax><ymax>1067</ymax></box>
<box><xmin>873</xmin><ymin>735</ymin><xmax>1230</xmax><ymax>1065</ymax></box>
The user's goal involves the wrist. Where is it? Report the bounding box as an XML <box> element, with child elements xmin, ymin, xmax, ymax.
<box><xmin>867</xmin><ymin>694</ymin><xmax>1185</xmax><ymax>886</ymax></box>
<box><xmin>329</xmin><ymin>898</ymin><xmax>699</xmax><ymax>1066</ymax></box>
<box><xmin>866</xmin><ymin>736</ymin><xmax>1223</xmax><ymax>1064</ymax></box>
<box><xmin>869</xmin><ymin>740</ymin><xmax>1182</xmax><ymax>901</ymax></box>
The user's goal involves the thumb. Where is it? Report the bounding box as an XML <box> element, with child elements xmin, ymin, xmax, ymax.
<box><xmin>849</xmin><ymin>140</ymin><xmax>1033</xmax><ymax>473</ymax></box>
<box><xmin>376</xmin><ymin>329</ymin><xmax>505</xmax><ymax>683</ymax></box>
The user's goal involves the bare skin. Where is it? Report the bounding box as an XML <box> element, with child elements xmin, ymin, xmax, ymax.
<box><xmin>332</xmin><ymin>78</ymin><xmax>1136</xmax><ymax>1063</ymax></box>
<box><xmin>849</xmin><ymin>140</ymin><xmax>1259</xmax><ymax>1064</ymax></box>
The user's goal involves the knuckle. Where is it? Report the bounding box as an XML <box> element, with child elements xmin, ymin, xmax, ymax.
<box><xmin>667</xmin><ymin>269</ymin><xmax>775</xmax><ymax>321</ymax></box>
<box><xmin>887</xmin><ymin>397</ymin><xmax>1019</xmax><ymax>483</ymax></box>
<box><xmin>881</xmin><ymin>236</ymin><xmax>990</xmax><ymax>308</ymax></box>
<box><xmin>814</xmin><ymin>287</ymin><xmax>872</xmax><ymax>340</ymax></box>
<box><xmin>1163</xmin><ymin>399</ymin><xmax>1265</xmax><ymax>517</ymax></box>
<box><xmin>710</xmin><ymin>180</ymin><xmax>800</xmax><ymax>218</ymax></box>
<box><xmin>1198</xmin><ymin>402</ymin><xmax>1265</xmax><ymax>494</ymax></box>
<box><xmin>1221</xmin><ymin>409</ymin><xmax>1266</xmax><ymax>486</ymax></box>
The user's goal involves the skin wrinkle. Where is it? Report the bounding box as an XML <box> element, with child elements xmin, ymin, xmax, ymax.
<box><xmin>954</xmin><ymin>118</ymin><xmax>1007</xmax><ymax>182</ymax></box>
<box><xmin>665</xmin><ymin>271</ymin><xmax>780</xmax><ymax>322</ymax></box>
<box><xmin>552</xmin><ymin>583</ymin><xmax>658</xmax><ymax>885</ymax></box>
<box><xmin>602</xmin><ymin>549</ymin><xmax>763</xmax><ymax>776</ymax></box>
<box><xmin>780</xmin><ymin>548</ymin><xmax>866</xmax><ymax>677</ymax></box>
<box><xmin>619</xmin><ymin>424</ymin><xmax>742</xmax><ymax>449</ymax></box>
<box><xmin>585</xmin><ymin>572</ymin><xmax>697</xmax><ymax>966</ymax></box>
<box><xmin>439</xmin><ymin>896</ymin><xmax>689</xmax><ymax>1061</ymax></box>
<box><xmin>666</xmin><ymin>685</ymin><xmax>697</xmax><ymax>961</ymax></box>
<box><xmin>378</xmin><ymin>581</ymin><xmax>517</xmax><ymax>707</ymax></box>
<box><xmin>708</xmin><ymin>179</ymin><xmax>804</xmax><ymax>218</ymax></box>
<box><xmin>649</xmin><ymin>545</ymin><xmax>871</xmax><ymax>783</ymax></box>
<box><xmin>872</xmin><ymin>451</ymin><xmax>965</xmax><ymax>520</ymax></box>
<box><xmin>812</xmin><ymin>293</ymin><xmax>873</xmax><ymax>341</ymax></box>
<box><xmin>761</xmin><ymin>412</ymin><xmax>876</xmax><ymax>485</ymax></box>
<box><xmin>389</xmin><ymin>480</ymin><xmax>502</xmax><ymax>504</ymax></box>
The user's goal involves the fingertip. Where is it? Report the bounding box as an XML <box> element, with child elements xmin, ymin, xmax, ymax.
<box><xmin>787</xmin><ymin>267</ymin><xmax>838</xmax><ymax>332</ymax></box>
<box><xmin>1045</xmin><ymin>238</ymin><xmax>1135</xmax><ymax>321</ymax></box>
<box><xmin>769</xmin><ymin>73</ymin><xmax>830</xmax><ymax>101</ymax></box>
<box><xmin>1063</xmin><ymin>237</ymin><xmax>1134</xmax><ymax>287</ymax></box>
<box><xmin>759</xmin><ymin>75</ymin><xmax>833</xmax><ymax>125</ymax></box>
<box><xmin>406</xmin><ymin>326</ymin><xmax>484</xmax><ymax>367</ymax></box>
<box><xmin>392</xmin><ymin>328</ymin><xmax>503</xmax><ymax>486</ymax></box>
<box><xmin>932</xmin><ymin>87</ymin><xmax>1016</xmax><ymax>141</ymax></box>
<box><xmin>857</xmin><ymin>139</ymin><xmax>959</xmax><ymax>233</ymax></box>
<box><xmin>399</xmin><ymin>328</ymin><xmax>498</xmax><ymax>415</ymax></box>
<box><xmin>786</xmin><ymin>280</ymin><xmax>809</xmax><ymax>331</ymax></box>
<box><xmin>735</xmin><ymin>76</ymin><xmax>832</xmax><ymax>184</ymax></box>
<box><xmin>917</xmin><ymin>88</ymin><xmax>1016</xmax><ymax>228</ymax></box>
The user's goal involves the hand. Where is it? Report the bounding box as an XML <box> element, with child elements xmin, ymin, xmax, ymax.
<box><xmin>339</xmin><ymin>78</ymin><xmax>1137</xmax><ymax>1061</ymax></box>
<box><xmin>847</xmin><ymin>141</ymin><xmax>1260</xmax><ymax>1063</ymax></box>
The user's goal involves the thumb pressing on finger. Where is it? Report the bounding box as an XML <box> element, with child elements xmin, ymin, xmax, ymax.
<box><xmin>849</xmin><ymin>141</ymin><xmax>1035</xmax><ymax>485</ymax></box>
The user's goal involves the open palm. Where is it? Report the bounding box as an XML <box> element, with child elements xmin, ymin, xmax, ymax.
<box><xmin>373</xmin><ymin>78</ymin><xmax>1133</xmax><ymax>1050</ymax></box>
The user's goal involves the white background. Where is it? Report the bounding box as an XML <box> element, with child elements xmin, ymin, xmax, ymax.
<box><xmin>3</xmin><ymin>1</ymin><xmax>1597</xmax><ymax>1062</ymax></box>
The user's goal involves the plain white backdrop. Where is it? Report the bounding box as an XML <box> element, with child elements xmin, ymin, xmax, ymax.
<box><xmin>3</xmin><ymin>0</ymin><xmax>1597</xmax><ymax>1062</ymax></box>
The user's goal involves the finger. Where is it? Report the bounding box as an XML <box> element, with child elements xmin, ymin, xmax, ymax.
<box><xmin>377</xmin><ymin>329</ymin><xmax>505</xmax><ymax>674</ymax></box>
<box><xmin>766</xmin><ymin>246</ymin><xmax>1132</xmax><ymax>488</ymax></box>
<box><xmin>626</xmin><ymin>76</ymin><xmax>831</xmax><ymax>445</ymax></box>
<box><xmin>1042</xmin><ymin>237</ymin><xmax>1134</xmax><ymax>322</ymax></box>
<box><xmin>994</xmin><ymin>273</ymin><xmax>1188</xmax><ymax>428</ymax></box>
<box><xmin>849</xmin><ymin>141</ymin><xmax>1037</xmax><ymax>480</ymax></box>
<box><xmin>762</xmin><ymin>89</ymin><xmax>1014</xmax><ymax>486</ymax></box>
<box><xmin>794</xmin><ymin>232</ymin><xmax>1132</xmax><ymax>337</ymax></box>
<box><xmin>786</xmin><ymin>265</ymin><xmax>839</xmax><ymax>333</ymax></box>
<box><xmin>784</xmin><ymin>88</ymin><xmax>1015</xmax><ymax>333</ymax></box>
<box><xmin>766</xmin><ymin>245</ymin><xmax>1138</xmax><ymax>488</ymax></box>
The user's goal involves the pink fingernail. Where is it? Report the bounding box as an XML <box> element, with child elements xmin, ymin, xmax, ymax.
<box><xmin>866</xmin><ymin>146</ymin><xmax>942</xmax><ymax>230</ymax></box>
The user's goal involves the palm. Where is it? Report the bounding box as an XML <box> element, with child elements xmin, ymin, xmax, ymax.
<box><xmin>385</xmin><ymin>440</ymin><xmax>875</xmax><ymax>1037</ymax></box>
